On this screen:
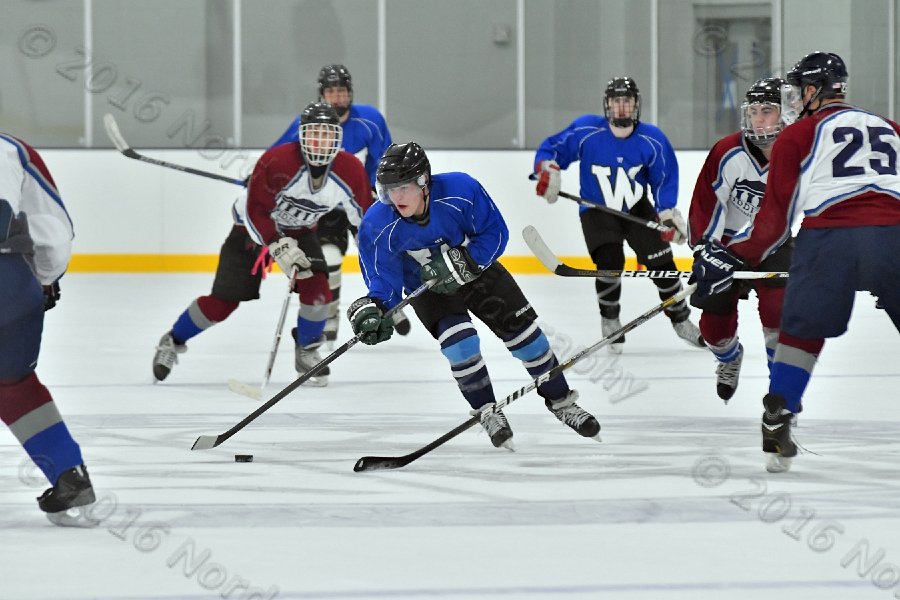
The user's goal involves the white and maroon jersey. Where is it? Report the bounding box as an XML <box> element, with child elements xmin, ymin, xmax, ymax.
<box><xmin>244</xmin><ymin>145</ymin><xmax>371</xmax><ymax>245</ymax></box>
<box><xmin>731</xmin><ymin>103</ymin><xmax>900</xmax><ymax>264</ymax></box>
<box><xmin>689</xmin><ymin>131</ymin><xmax>769</xmax><ymax>248</ymax></box>
<box><xmin>0</xmin><ymin>134</ymin><xmax>73</xmax><ymax>284</ymax></box>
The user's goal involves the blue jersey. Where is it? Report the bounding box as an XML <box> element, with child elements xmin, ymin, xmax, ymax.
<box><xmin>271</xmin><ymin>104</ymin><xmax>392</xmax><ymax>186</ymax></box>
<box><xmin>534</xmin><ymin>116</ymin><xmax>679</xmax><ymax>213</ymax></box>
<box><xmin>357</xmin><ymin>172</ymin><xmax>508</xmax><ymax>309</ymax></box>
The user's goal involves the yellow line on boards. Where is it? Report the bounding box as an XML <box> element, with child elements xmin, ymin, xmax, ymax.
<box><xmin>67</xmin><ymin>254</ymin><xmax>695</xmax><ymax>274</ymax></box>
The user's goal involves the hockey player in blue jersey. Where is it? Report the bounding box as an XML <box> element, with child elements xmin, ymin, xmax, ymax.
<box><xmin>348</xmin><ymin>142</ymin><xmax>601</xmax><ymax>450</ymax></box>
<box><xmin>534</xmin><ymin>77</ymin><xmax>702</xmax><ymax>353</ymax></box>
<box><xmin>271</xmin><ymin>64</ymin><xmax>411</xmax><ymax>343</ymax></box>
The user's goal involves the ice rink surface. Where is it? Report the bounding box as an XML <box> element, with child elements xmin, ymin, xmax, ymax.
<box><xmin>2</xmin><ymin>272</ymin><xmax>899</xmax><ymax>600</ymax></box>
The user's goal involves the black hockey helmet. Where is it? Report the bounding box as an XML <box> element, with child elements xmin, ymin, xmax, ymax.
<box><xmin>786</xmin><ymin>52</ymin><xmax>847</xmax><ymax>114</ymax></box>
<box><xmin>741</xmin><ymin>77</ymin><xmax>789</xmax><ymax>147</ymax></box>
<box><xmin>604</xmin><ymin>76</ymin><xmax>641</xmax><ymax>127</ymax></box>
<box><xmin>317</xmin><ymin>64</ymin><xmax>353</xmax><ymax>117</ymax></box>
<box><xmin>317</xmin><ymin>64</ymin><xmax>353</xmax><ymax>94</ymax></box>
<box><xmin>375</xmin><ymin>142</ymin><xmax>431</xmax><ymax>204</ymax></box>
<box><xmin>298</xmin><ymin>101</ymin><xmax>343</xmax><ymax>166</ymax></box>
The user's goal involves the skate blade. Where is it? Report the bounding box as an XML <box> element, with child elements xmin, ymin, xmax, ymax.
<box><xmin>301</xmin><ymin>376</ymin><xmax>328</xmax><ymax>388</ymax></box>
<box><xmin>227</xmin><ymin>379</ymin><xmax>263</xmax><ymax>400</ymax></box>
<box><xmin>46</xmin><ymin>506</ymin><xmax>101</xmax><ymax>528</ymax></box>
<box><xmin>500</xmin><ymin>439</ymin><xmax>516</xmax><ymax>452</ymax></box>
<box><xmin>765</xmin><ymin>453</ymin><xmax>793</xmax><ymax>473</ymax></box>
<box><xmin>590</xmin><ymin>433</ymin><xmax>603</xmax><ymax>443</ymax></box>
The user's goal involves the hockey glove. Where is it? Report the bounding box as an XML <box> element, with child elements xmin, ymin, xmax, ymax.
<box><xmin>43</xmin><ymin>281</ymin><xmax>61</xmax><ymax>311</ymax></box>
<box><xmin>535</xmin><ymin>160</ymin><xmax>561</xmax><ymax>204</ymax></box>
<box><xmin>348</xmin><ymin>297</ymin><xmax>394</xmax><ymax>345</ymax></box>
<box><xmin>657</xmin><ymin>208</ymin><xmax>688</xmax><ymax>244</ymax></box>
<box><xmin>420</xmin><ymin>246</ymin><xmax>481</xmax><ymax>295</ymax></box>
<box><xmin>268</xmin><ymin>237</ymin><xmax>312</xmax><ymax>279</ymax></box>
<box><xmin>689</xmin><ymin>239</ymin><xmax>745</xmax><ymax>298</ymax></box>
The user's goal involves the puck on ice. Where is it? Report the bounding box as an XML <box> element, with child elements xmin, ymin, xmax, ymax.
<box><xmin>234</xmin><ymin>454</ymin><xmax>253</xmax><ymax>462</ymax></box>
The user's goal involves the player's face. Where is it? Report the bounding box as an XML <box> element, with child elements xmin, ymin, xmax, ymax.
<box><xmin>300</xmin><ymin>123</ymin><xmax>342</xmax><ymax>166</ymax></box>
<box><xmin>747</xmin><ymin>103</ymin><xmax>780</xmax><ymax>135</ymax></box>
<box><xmin>386</xmin><ymin>181</ymin><xmax>426</xmax><ymax>218</ymax></box>
<box><xmin>322</xmin><ymin>86</ymin><xmax>351</xmax><ymax>110</ymax></box>
<box><xmin>607</xmin><ymin>96</ymin><xmax>636</xmax><ymax>121</ymax></box>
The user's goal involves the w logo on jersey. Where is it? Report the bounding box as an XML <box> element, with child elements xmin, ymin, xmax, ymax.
<box><xmin>730</xmin><ymin>179</ymin><xmax>765</xmax><ymax>218</ymax></box>
<box><xmin>592</xmin><ymin>165</ymin><xmax>644</xmax><ymax>210</ymax></box>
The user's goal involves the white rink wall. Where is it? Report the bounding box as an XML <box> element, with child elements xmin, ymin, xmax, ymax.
<box><xmin>41</xmin><ymin>149</ymin><xmax>709</xmax><ymax>264</ymax></box>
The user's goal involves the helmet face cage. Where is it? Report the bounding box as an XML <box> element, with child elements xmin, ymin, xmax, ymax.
<box><xmin>741</xmin><ymin>78</ymin><xmax>791</xmax><ymax>146</ymax></box>
<box><xmin>299</xmin><ymin>122</ymin><xmax>343</xmax><ymax>166</ymax></box>
<box><xmin>375</xmin><ymin>143</ymin><xmax>431</xmax><ymax>205</ymax></box>
<box><xmin>604</xmin><ymin>77</ymin><xmax>641</xmax><ymax>127</ymax></box>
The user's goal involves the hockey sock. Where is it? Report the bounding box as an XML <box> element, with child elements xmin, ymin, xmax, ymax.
<box><xmin>699</xmin><ymin>311</ymin><xmax>739</xmax><ymax>349</ymax></box>
<box><xmin>504</xmin><ymin>322</ymin><xmax>569</xmax><ymax>401</ymax></box>
<box><xmin>0</xmin><ymin>372</ymin><xmax>83</xmax><ymax>485</ymax></box>
<box><xmin>438</xmin><ymin>316</ymin><xmax>494</xmax><ymax>410</ymax></box>
<box><xmin>593</xmin><ymin>243</ymin><xmax>624</xmax><ymax>316</ymax></box>
<box><xmin>171</xmin><ymin>296</ymin><xmax>238</xmax><ymax>345</ymax></box>
<box><xmin>768</xmin><ymin>332</ymin><xmax>824</xmax><ymax>413</ymax></box>
<box><xmin>294</xmin><ymin>274</ymin><xmax>331</xmax><ymax>346</ymax></box>
<box><xmin>707</xmin><ymin>336</ymin><xmax>741</xmax><ymax>362</ymax></box>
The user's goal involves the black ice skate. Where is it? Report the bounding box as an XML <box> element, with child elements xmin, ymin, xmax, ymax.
<box><xmin>601</xmin><ymin>316</ymin><xmax>625</xmax><ymax>354</ymax></box>
<box><xmin>392</xmin><ymin>308</ymin><xmax>412</xmax><ymax>336</ymax></box>
<box><xmin>716</xmin><ymin>344</ymin><xmax>744</xmax><ymax>403</ymax></box>
<box><xmin>293</xmin><ymin>329</ymin><xmax>329</xmax><ymax>387</ymax></box>
<box><xmin>545</xmin><ymin>390</ymin><xmax>601</xmax><ymax>441</ymax></box>
<box><xmin>762</xmin><ymin>393</ymin><xmax>797</xmax><ymax>473</ymax></box>
<box><xmin>37</xmin><ymin>465</ymin><xmax>99</xmax><ymax>527</ymax></box>
<box><xmin>152</xmin><ymin>331</ymin><xmax>186</xmax><ymax>381</ymax></box>
<box><xmin>472</xmin><ymin>403</ymin><xmax>514</xmax><ymax>450</ymax></box>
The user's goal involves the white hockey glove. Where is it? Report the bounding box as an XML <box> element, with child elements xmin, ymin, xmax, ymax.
<box><xmin>268</xmin><ymin>236</ymin><xmax>312</xmax><ymax>279</ymax></box>
<box><xmin>657</xmin><ymin>208</ymin><xmax>688</xmax><ymax>245</ymax></box>
<box><xmin>535</xmin><ymin>160</ymin><xmax>561</xmax><ymax>204</ymax></box>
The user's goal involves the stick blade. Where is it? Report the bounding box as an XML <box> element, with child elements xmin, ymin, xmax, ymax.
<box><xmin>522</xmin><ymin>226</ymin><xmax>562</xmax><ymax>274</ymax></box>
<box><xmin>102</xmin><ymin>113</ymin><xmax>131</xmax><ymax>153</ymax></box>
<box><xmin>353</xmin><ymin>455</ymin><xmax>411</xmax><ymax>472</ymax></box>
<box><xmin>191</xmin><ymin>434</ymin><xmax>221</xmax><ymax>451</ymax></box>
<box><xmin>227</xmin><ymin>379</ymin><xmax>263</xmax><ymax>400</ymax></box>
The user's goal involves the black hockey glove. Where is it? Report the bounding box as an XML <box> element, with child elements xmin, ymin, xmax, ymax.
<box><xmin>689</xmin><ymin>240</ymin><xmax>745</xmax><ymax>298</ymax></box>
<box><xmin>43</xmin><ymin>281</ymin><xmax>61</xmax><ymax>311</ymax></box>
<box><xmin>348</xmin><ymin>297</ymin><xmax>394</xmax><ymax>345</ymax></box>
<box><xmin>419</xmin><ymin>246</ymin><xmax>481</xmax><ymax>295</ymax></box>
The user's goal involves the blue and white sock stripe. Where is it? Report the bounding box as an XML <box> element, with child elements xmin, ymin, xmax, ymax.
<box><xmin>708</xmin><ymin>336</ymin><xmax>740</xmax><ymax>362</ymax></box>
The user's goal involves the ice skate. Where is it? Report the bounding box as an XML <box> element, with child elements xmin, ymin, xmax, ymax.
<box><xmin>601</xmin><ymin>316</ymin><xmax>624</xmax><ymax>354</ymax></box>
<box><xmin>392</xmin><ymin>308</ymin><xmax>412</xmax><ymax>336</ymax></box>
<box><xmin>715</xmin><ymin>344</ymin><xmax>744</xmax><ymax>403</ymax></box>
<box><xmin>38</xmin><ymin>465</ymin><xmax>99</xmax><ymax>528</ymax></box>
<box><xmin>152</xmin><ymin>332</ymin><xmax>186</xmax><ymax>381</ymax></box>
<box><xmin>295</xmin><ymin>336</ymin><xmax>329</xmax><ymax>387</ymax></box>
<box><xmin>323</xmin><ymin>315</ymin><xmax>339</xmax><ymax>349</ymax></box>
<box><xmin>672</xmin><ymin>317</ymin><xmax>704</xmax><ymax>348</ymax></box>
<box><xmin>472</xmin><ymin>403</ymin><xmax>514</xmax><ymax>450</ymax></box>
<box><xmin>545</xmin><ymin>390</ymin><xmax>601</xmax><ymax>441</ymax></box>
<box><xmin>761</xmin><ymin>393</ymin><xmax>796</xmax><ymax>473</ymax></box>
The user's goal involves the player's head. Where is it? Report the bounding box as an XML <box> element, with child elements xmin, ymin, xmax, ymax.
<box><xmin>741</xmin><ymin>77</ymin><xmax>790</xmax><ymax>147</ymax></box>
<box><xmin>376</xmin><ymin>142</ymin><xmax>431</xmax><ymax>219</ymax></box>
<box><xmin>604</xmin><ymin>77</ymin><xmax>641</xmax><ymax>128</ymax></box>
<box><xmin>317</xmin><ymin>64</ymin><xmax>353</xmax><ymax>118</ymax></box>
<box><xmin>298</xmin><ymin>101</ymin><xmax>343</xmax><ymax>166</ymax></box>
<box><xmin>785</xmin><ymin>51</ymin><xmax>848</xmax><ymax>117</ymax></box>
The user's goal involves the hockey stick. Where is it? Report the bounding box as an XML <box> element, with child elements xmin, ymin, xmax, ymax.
<box><xmin>191</xmin><ymin>279</ymin><xmax>435</xmax><ymax>450</ymax></box>
<box><xmin>523</xmin><ymin>225</ymin><xmax>788</xmax><ymax>281</ymax></box>
<box><xmin>227</xmin><ymin>267</ymin><xmax>298</xmax><ymax>400</ymax></box>
<box><xmin>102</xmin><ymin>113</ymin><xmax>246</xmax><ymax>186</ymax></box>
<box><xmin>353</xmin><ymin>283</ymin><xmax>694</xmax><ymax>472</ymax></box>
<box><xmin>527</xmin><ymin>172</ymin><xmax>671</xmax><ymax>234</ymax></box>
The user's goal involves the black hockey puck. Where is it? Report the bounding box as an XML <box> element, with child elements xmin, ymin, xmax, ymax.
<box><xmin>234</xmin><ymin>454</ymin><xmax>253</xmax><ymax>462</ymax></box>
